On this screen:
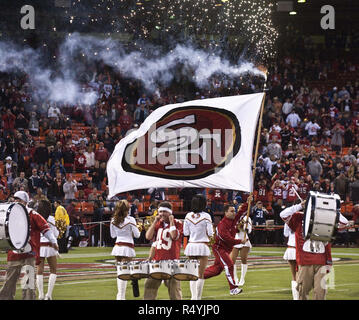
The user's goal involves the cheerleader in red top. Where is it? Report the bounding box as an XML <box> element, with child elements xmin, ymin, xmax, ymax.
<box><xmin>280</xmin><ymin>200</ymin><xmax>348</xmax><ymax>300</ymax></box>
<box><xmin>143</xmin><ymin>201</ymin><xmax>183</xmax><ymax>300</ymax></box>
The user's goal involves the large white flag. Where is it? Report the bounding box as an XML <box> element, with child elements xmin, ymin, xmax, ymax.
<box><xmin>107</xmin><ymin>92</ymin><xmax>265</xmax><ymax>198</ymax></box>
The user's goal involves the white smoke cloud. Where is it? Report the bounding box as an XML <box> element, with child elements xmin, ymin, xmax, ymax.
<box><xmin>0</xmin><ymin>33</ymin><xmax>266</xmax><ymax>105</ymax></box>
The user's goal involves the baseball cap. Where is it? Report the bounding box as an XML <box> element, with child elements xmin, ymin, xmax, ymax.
<box><xmin>14</xmin><ymin>191</ymin><xmax>30</xmax><ymax>203</ymax></box>
<box><xmin>5</xmin><ymin>156</ymin><xmax>12</xmax><ymax>161</ymax></box>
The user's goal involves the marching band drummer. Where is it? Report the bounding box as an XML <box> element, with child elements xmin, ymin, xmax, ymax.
<box><xmin>36</xmin><ymin>199</ymin><xmax>59</xmax><ymax>300</ymax></box>
<box><xmin>110</xmin><ymin>200</ymin><xmax>141</xmax><ymax>300</ymax></box>
<box><xmin>230</xmin><ymin>208</ymin><xmax>252</xmax><ymax>287</ymax></box>
<box><xmin>183</xmin><ymin>194</ymin><xmax>214</xmax><ymax>300</ymax></box>
<box><xmin>283</xmin><ymin>223</ymin><xmax>299</xmax><ymax>300</ymax></box>
<box><xmin>143</xmin><ymin>201</ymin><xmax>183</xmax><ymax>300</ymax></box>
<box><xmin>280</xmin><ymin>199</ymin><xmax>348</xmax><ymax>300</ymax></box>
<box><xmin>0</xmin><ymin>191</ymin><xmax>59</xmax><ymax>300</ymax></box>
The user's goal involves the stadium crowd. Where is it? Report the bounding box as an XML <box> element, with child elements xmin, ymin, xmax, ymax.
<box><xmin>1</xmin><ymin>39</ymin><xmax>359</xmax><ymax>248</ymax></box>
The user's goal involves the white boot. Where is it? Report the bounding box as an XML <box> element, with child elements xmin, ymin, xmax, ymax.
<box><xmin>122</xmin><ymin>280</ymin><xmax>128</xmax><ymax>300</ymax></box>
<box><xmin>36</xmin><ymin>275</ymin><xmax>44</xmax><ymax>300</ymax></box>
<box><xmin>116</xmin><ymin>279</ymin><xmax>127</xmax><ymax>300</ymax></box>
<box><xmin>238</xmin><ymin>264</ymin><xmax>248</xmax><ymax>286</ymax></box>
<box><xmin>233</xmin><ymin>263</ymin><xmax>240</xmax><ymax>286</ymax></box>
<box><xmin>196</xmin><ymin>279</ymin><xmax>205</xmax><ymax>300</ymax></box>
<box><xmin>45</xmin><ymin>274</ymin><xmax>57</xmax><ymax>300</ymax></box>
<box><xmin>291</xmin><ymin>280</ymin><xmax>299</xmax><ymax>300</ymax></box>
<box><xmin>190</xmin><ymin>280</ymin><xmax>198</xmax><ymax>300</ymax></box>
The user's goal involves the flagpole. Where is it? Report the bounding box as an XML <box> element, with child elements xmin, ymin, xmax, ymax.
<box><xmin>242</xmin><ymin>69</ymin><xmax>268</xmax><ymax>243</ymax></box>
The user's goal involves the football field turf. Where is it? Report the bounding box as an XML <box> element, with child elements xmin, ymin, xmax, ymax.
<box><xmin>1</xmin><ymin>246</ymin><xmax>358</xmax><ymax>300</ymax></box>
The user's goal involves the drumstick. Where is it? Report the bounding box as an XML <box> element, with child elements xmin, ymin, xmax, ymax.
<box><xmin>291</xmin><ymin>187</ymin><xmax>303</xmax><ymax>202</ymax></box>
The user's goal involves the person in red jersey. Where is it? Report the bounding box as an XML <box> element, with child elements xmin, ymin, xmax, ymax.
<box><xmin>143</xmin><ymin>201</ymin><xmax>183</xmax><ymax>300</ymax></box>
<box><xmin>280</xmin><ymin>200</ymin><xmax>348</xmax><ymax>300</ymax></box>
<box><xmin>0</xmin><ymin>191</ymin><xmax>58</xmax><ymax>300</ymax></box>
<box><xmin>271</xmin><ymin>179</ymin><xmax>284</xmax><ymax>202</ymax></box>
<box><xmin>204</xmin><ymin>195</ymin><xmax>252</xmax><ymax>296</ymax></box>
<box><xmin>298</xmin><ymin>176</ymin><xmax>310</xmax><ymax>200</ymax></box>
<box><xmin>285</xmin><ymin>178</ymin><xmax>299</xmax><ymax>205</ymax></box>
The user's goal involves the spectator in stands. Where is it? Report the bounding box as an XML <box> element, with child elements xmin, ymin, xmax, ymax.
<box><xmin>49</xmin><ymin>141</ymin><xmax>64</xmax><ymax>168</ymax></box>
<box><xmin>334</xmin><ymin>171</ymin><xmax>349</xmax><ymax>201</ymax></box>
<box><xmin>251</xmin><ymin>201</ymin><xmax>268</xmax><ymax>244</ymax></box>
<box><xmin>119</xmin><ymin>109</ymin><xmax>133</xmax><ymax>137</ymax></box>
<box><xmin>63</xmin><ymin>174</ymin><xmax>78</xmax><ymax>204</ymax></box>
<box><xmin>28</xmin><ymin>112</ymin><xmax>39</xmax><ymax>136</ymax></box>
<box><xmin>331</xmin><ymin>123</ymin><xmax>345</xmax><ymax>153</ymax></box>
<box><xmin>62</xmin><ymin>141</ymin><xmax>76</xmax><ymax>173</ymax></box>
<box><xmin>267</xmin><ymin>136</ymin><xmax>282</xmax><ymax>160</ymax></box>
<box><xmin>45</xmin><ymin>130</ymin><xmax>57</xmax><ymax>148</ymax></box>
<box><xmin>209</xmin><ymin>188</ymin><xmax>226</xmax><ymax>213</ymax></box>
<box><xmin>48</xmin><ymin>173</ymin><xmax>65</xmax><ymax>202</ymax></box>
<box><xmin>28</xmin><ymin>168</ymin><xmax>41</xmax><ymax>196</ymax></box>
<box><xmin>179</xmin><ymin>188</ymin><xmax>197</xmax><ymax>212</ymax></box>
<box><xmin>134</xmin><ymin>102</ymin><xmax>149</xmax><ymax>125</ymax></box>
<box><xmin>96</xmin><ymin>111</ymin><xmax>109</xmax><ymax>135</ymax></box>
<box><xmin>306</xmin><ymin>155</ymin><xmax>323</xmax><ymax>182</ymax></box>
<box><xmin>95</xmin><ymin>141</ymin><xmax>109</xmax><ymax>164</ymax></box>
<box><xmin>12</xmin><ymin>171</ymin><xmax>28</xmax><ymax>192</ymax></box>
<box><xmin>84</xmin><ymin>145</ymin><xmax>95</xmax><ymax>171</ymax></box>
<box><xmin>74</xmin><ymin>148</ymin><xmax>87</xmax><ymax>173</ymax></box>
<box><xmin>33</xmin><ymin>142</ymin><xmax>49</xmax><ymax>168</ymax></box>
<box><xmin>47</xmin><ymin>103</ymin><xmax>61</xmax><ymax>120</ymax></box>
<box><xmin>349</xmin><ymin>173</ymin><xmax>359</xmax><ymax>204</ymax></box>
<box><xmin>282</xmin><ymin>97</ymin><xmax>294</xmax><ymax>119</ymax></box>
<box><xmin>50</xmin><ymin>159</ymin><xmax>66</xmax><ymax>178</ymax></box>
<box><xmin>130</xmin><ymin>199</ymin><xmax>140</xmax><ymax>219</ymax></box>
<box><xmin>305</xmin><ymin>118</ymin><xmax>321</xmax><ymax>142</ymax></box>
<box><xmin>286</xmin><ymin>109</ymin><xmax>301</xmax><ymax>128</ymax></box>
<box><xmin>33</xmin><ymin>187</ymin><xmax>48</xmax><ymax>201</ymax></box>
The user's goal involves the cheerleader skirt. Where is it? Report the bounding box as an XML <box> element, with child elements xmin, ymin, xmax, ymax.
<box><xmin>39</xmin><ymin>244</ymin><xmax>58</xmax><ymax>258</ymax></box>
<box><xmin>111</xmin><ymin>245</ymin><xmax>136</xmax><ymax>257</ymax></box>
<box><xmin>184</xmin><ymin>242</ymin><xmax>210</xmax><ymax>257</ymax></box>
<box><xmin>283</xmin><ymin>247</ymin><xmax>296</xmax><ymax>261</ymax></box>
<box><xmin>233</xmin><ymin>233</ymin><xmax>252</xmax><ymax>250</ymax></box>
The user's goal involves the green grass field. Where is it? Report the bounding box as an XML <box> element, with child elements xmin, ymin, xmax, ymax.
<box><xmin>1</xmin><ymin>246</ymin><xmax>359</xmax><ymax>300</ymax></box>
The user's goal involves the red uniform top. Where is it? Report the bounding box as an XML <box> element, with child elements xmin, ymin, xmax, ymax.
<box><xmin>211</xmin><ymin>189</ymin><xmax>226</xmax><ymax>202</ymax></box>
<box><xmin>153</xmin><ymin>219</ymin><xmax>183</xmax><ymax>261</ymax></box>
<box><xmin>7</xmin><ymin>209</ymin><xmax>50</xmax><ymax>261</ymax></box>
<box><xmin>287</xmin><ymin>212</ymin><xmax>332</xmax><ymax>266</ymax></box>
<box><xmin>272</xmin><ymin>186</ymin><xmax>284</xmax><ymax>200</ymax></box>
<box><xmin>298</xmin><ymin>183</ymin><xmax>310</xmax><ymax>200</ymax></box>
<box><xmin>256</xmin><ymin>185</ymin><xmax>269</xmax><ymax>202</ymax></box>
<box><xmin>286</xmin><ymin>183</ymin><xmax>298</xmax><ymax>202</ymax></box>
<box><xmin>74</xmin><ymin>154</ymin><xmax>87</xmax><ymax>171</ymax></box>
<box><xmin>213</xmin><ymin>202</ymin><xmax>248</xmax><ymax>253</ymax></box>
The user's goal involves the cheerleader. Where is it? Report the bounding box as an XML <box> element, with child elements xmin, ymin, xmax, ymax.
<box><xmin>110</xmin><ymin>200</ymin><xmax>140</xmax><ymax>300</ymax></box>
<box><xmin>283</xmin><ymin>223</ymin><xmax>298</xmax><ymax>300</ymax></box>
<box><xmin>183</xmin><ymin>194</ymin><xmax>214</xmax><ymax>300</ymax></box>
<box><xmin>36</xmin><ymin>199</ymin><xmax>59</xmax><ymax>300</ymax></box>
<box><xmin>230</xmin><ymin>209</ymin><xmax>252</xmax><ymax>287</ymax></box>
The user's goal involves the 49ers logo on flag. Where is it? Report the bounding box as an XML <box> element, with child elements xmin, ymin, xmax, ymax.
<box><xmin>121</xmin><ymin>106</ymin><xmax>241</xmax><ymax>180</ymax></box>
<box><xmin>107</xmin><ymin>93</ymin><xmax>265</xmax><ymax>197</ymax></box>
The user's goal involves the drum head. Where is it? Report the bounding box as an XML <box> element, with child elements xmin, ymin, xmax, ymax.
<box><xmin>303</xmin><ymin>193</ymin><xmax>314</xmax><ymax>240</ymax></box>
<box><xmin>7</xmin><ymin>203</ymin><xmax>30</xmax><ymax>249</ymax></box>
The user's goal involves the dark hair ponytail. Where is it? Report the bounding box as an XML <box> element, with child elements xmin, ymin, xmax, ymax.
<box><xmin>191</xmin><ymin>194</ymin><xmax>207</xmax><ymax>213</ymax></box>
